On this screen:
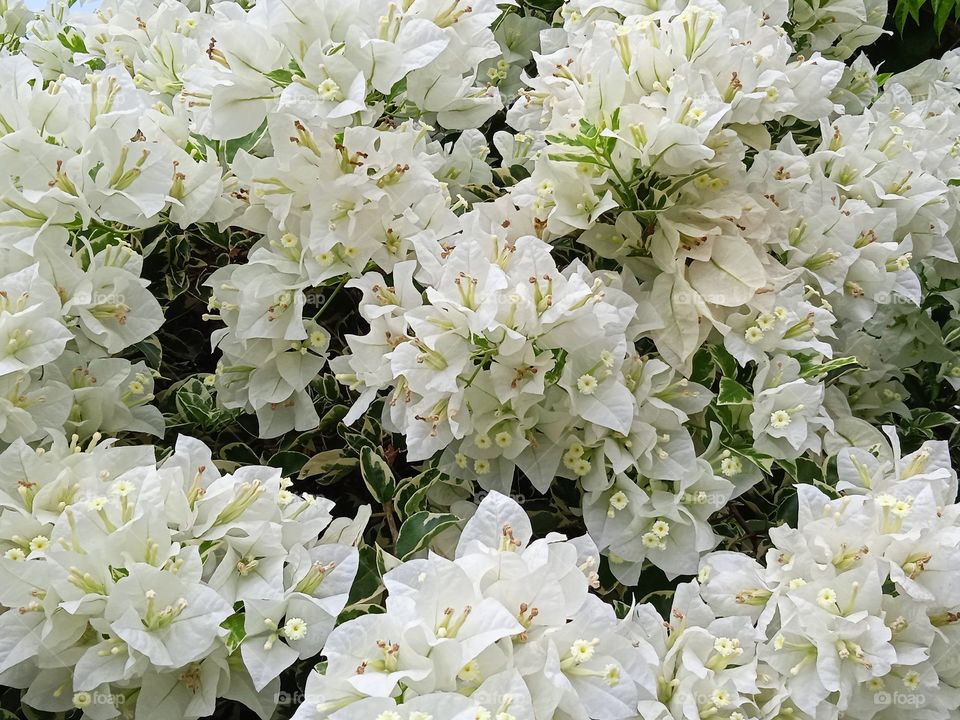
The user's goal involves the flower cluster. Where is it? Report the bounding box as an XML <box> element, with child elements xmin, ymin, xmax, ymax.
<box><xmin>292</xmin><ymin>431</ymin><xmax>960</xmax><ymax>720</ymax></box>
<box><xmin>204</xmin><ymin>118</ymin><xmax>462</xmax><ymax>436</ymax></box>
<box><xmin>505</xmin><ymin>0</ymin><xmax>957</xmax><ymax>432</ymax></box>
<box><xmin>0</xmin><ymin>0</ymin><xmax>27</xmax><ymax>53</ymax></box>
<box><xmin>160</xmin><ymin>0</ymin><xmax>528</xmax><ymax>437</ymax></box>
<box><xmin>2</xmin><ymin>0</ymin><xmax>541</xmax><ymax>440</ymax></box>
<box><xmin>332</xmin><ymin>207</ymin><xmax>740</xmax><ymax>578</ymax></box>
<box><xmin>694</xmin><ymin>427</ymin><xmax>960</xmax><ymax>720</ymax></box>
<box><xmin>1</xmin><ymin>0</ymin><xmax>959</xmax><ymax>718</ymax></box>
<box><xmin>45</xmin><ymin>0</ymin><xmax>512</xmax><ymax>136</ymax></box>
<box><xmin>743</xmin><ymin>52</ymin><xmax>960</xmax><ymax>425</ymax></box>
<box><xmin>788</xmin><ymin>0</ymin><xmax>887</xmax><ymax>60</ymax></box>
<box><xmin>324</xmin><ymin>0</ymin><xmax>960</xmax><ymax>581</ymax></box>
<box><xmin>0</xmin><ymin>51</ymin><xmax>230</xmax><ymax>446</ymax></box>
<box><xmin>293</xmin><ymin>490</ymin><xmax>661</xmax><ymax>720</ymax></box>
<box><xmin>0</xmin><ymin>434</ymin><xmax>361</xmax><ymax>720</ymax></box>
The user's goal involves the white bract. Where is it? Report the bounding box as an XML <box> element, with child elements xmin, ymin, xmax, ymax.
<box><xmin>0</xmin><ymin>50</ymin><xmax>229</xmax><ymax>445</ymax></box>
<box><xmin>294</xmin><ymin>491</ymin><xmax>660</xmax><ymax>720</ymax></box>
<box><xmin>332</xmin><ymin>208</ymin><xmax>734</xmax><ymax>577</ymax></box>
<box><xmin>292</xmin><ymin>444</ymin><xmax>960</xmax><ymax>720</ymax></box>
<box><xmin>0</xmin><ymin>435</ymin><xmax>361</xmax><ymax>720</ymax></box>
<box><xmin>1</xmin><ymin>0</ymin><xmax>959</xmax><ymax>719</ymax></box>
<box><xmin>696</xmin><ymin>428</ymin><xmax>960</xmax><ymax>720</ymax></box>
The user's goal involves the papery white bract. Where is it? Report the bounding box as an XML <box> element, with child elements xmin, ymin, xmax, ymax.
<box><xmin>0</xmin><ymin>434</ymin><xmax>361</xmax><ymax>720</ymax></box>
<box><xmin>1</xmin><ymin>0</ymin><xmax>960</xmax><ymax>719</ymax></box>
<box><xmin>296</xmin><ymin>491</ymin><xmax>659</xmax><ymax>720</ymax></box>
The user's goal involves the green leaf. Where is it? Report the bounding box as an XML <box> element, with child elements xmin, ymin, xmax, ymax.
<box><xmin>318</xmin><ymin>404</ymin><xmax>350</xmax><ymax>431</ymax></box>
<box><xmin>360</xmin><ymin>446</ymin><xmax>397</xmax><ymax>504</ymax></box>
<box><xmin>612</xmin><ymin>600</ymin><xmax>632</xmax><ymax>619</ymax></box>
<box><xmin>508</xmin><ymin>164</ymin><xmax>531</xmax><ymax>181</ymax></box>
<box><xmin>319</xmin><ymin>373</ymin><xmax>345</xmax><ymax>400</ymax></box>
<box><xmin>221</xmin><ymin>612</ymin><xmax>247</xmax><ymax>652</ymax></box>
<box><xmin>894</xmin><ymin>0</ymin><xmax>909</xmax><ymax>31</ymax></box>
<box><xmin>777</xmin><ymin>456</ymin><xmax>822</xmax><ymax>485</ymax></box>
<box><xmin>395</xmin><ymin>511</ymin><xmax>459</xmax><ymax>559</ymax></box>
<box><xmin>337</xmin><ymin>604</ymin><xmax>385</xmax><ymax>623</ymax></box>
<box><xmin>547</xmin><ymin>152</ymin><xmax>607</xmax><ymax>166</ymax></box>
<box><xmin>710</xmin><ymin>345</ymin><xmax>739</xmax><ymax>379</ymax></box>
<box><xmin>400</xmin><ymin>483</ymin><xmax>434</xmax><ymax>519</ymax></box>
<box><xmin>268</xmin><ymin>450</ymin><xmax>309</xmax><ymax>477</ymax></box>
<box><xmin>544</xmin><ymin>348</ymin><xmax>567</xmax><ymax>386</ymax></box>
<box><xmin>219</xmin><ymin>442</ymin><xmax>261</xmax><ymax>466</ymax></box>
<box><xmin>932</xmin><ymin>0</ymin><xmax>958</xmax><ymax>33</ymax></box>
<box><xmin>265</xmin><ymin>68</ymin><xmax>294</xmax><ymax>86</ymax></box>
<box><xmin>942</xmin><ymin>326</ymin><xmax>960</xmax><ymax>345</ymax></box>
<box><xmin>343</xmin><ymin>430</ymin><xmax>377</xmax><ymax>454</ymax></box>
<box><xmin>360</xmin><ymin>416</ymin><xmax>383</xmax><ymax>444</ymax></box>
<box><xmin>298</xmin><ymin>449</ymin><xmax>359</xmax><ymax>481</ymax></box>
<box><xmin>347</xmin><ymin>545</ymin><xmax>384</xmax><ymax>605</ymax></box>
<box><xmin>690</xmin><ymin>347</ymin><xmax>717</xmax><ymax>386</ymax></box>
<box><xmin>221</xmin><ymin>118</ymin><xmax>269</xmax><ymax>164</ymax></box>
<box><xmin>799</xmin><ymin>355</ymin><xmax>862</xmax><ymax>381</ymax></box>
<box><xmin>108</xmin><ymin>565</ymin><xmax>129</xmax><ymax>582</ymax></box>
<box><xmin>522</xmin><ymin>0</ymin><xmax>565</xmax><ymax>16</ymax></box>
<box><xmin>916</xmin><ymin>411</ymin><xmax>958</xmax><ymax>430</ymax></box>
<box><xmin>57</xmin><ymin>30</ymin><xmax>87</xmax><ymax>53</ymax></box>
<box><xmin>174</xmin><ymin>378</ymin><xmax>233</xmax><ymax>429</ymax></box>
<box><xmin>894</xmin><ymin>0</ymin><xmax>925</xmax><ymax>31</ymax></box>
<box><xmin>706</xmin><ymin>404</ymin><xmax>739</xmax><ymax>437</ymax></box>
<box><xmin>133</xmin><ymin>334</ymin><xmax>163</xmax><ymax>370</ymax></box>
<box><xmin>198</xmin><ymin>539</ymin><xmax>220</xmax><ymax>559</ymax></box>
<box><xmin>725</xmin><ymin>443</ymin><xmax>774</xmax><ymax>473</ymax></box>
<box><xmin>717</xmin><ymin>377</ymin><xmax>753</xmax><ymax>405</ymax></box>
<box><xmin>394</xmin><ymin>468</ymin><xmax>442</xmax><ymax>519</ymax></box>
<box><xmin>775</xmin><ymin>489</ymin><xmax>799</xmax><ymax>526</ymax></box>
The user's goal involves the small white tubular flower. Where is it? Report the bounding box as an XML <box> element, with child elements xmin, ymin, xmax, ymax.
<box><xmin>577</xmin><ymin>373</ymin><xmax>599</xmax><ymax>395</ymax></box>
<box><xmin>282</xmin><ymin>617</ymin><xmax>309</xmax><ymax>641</ymax></box>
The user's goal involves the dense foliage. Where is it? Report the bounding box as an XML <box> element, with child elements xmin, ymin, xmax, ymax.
<box><xmin>0</xmin><ymin>0</ymin><xmax>958</xmax><ymax>718</ymax></box>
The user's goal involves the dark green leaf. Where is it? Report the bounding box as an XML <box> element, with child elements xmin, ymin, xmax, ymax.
<box><xmin>268</xmin><ymin>450</ymin><xmax>309</xmax><ymax>476</ymax></box>
<box><xmin>916</xmin><ymin>411</ymin><xmax>958</xmax><ymax>430</ymax></box>
<box><xmin>132</xmin><ymin>334</ymin><xmax>163</xmax><ymax>370</ymax></box>
<box><xmin>395</xmin><ymin>511</ymin><xmax>459</xmax><ymax>559</ymax></box>
<box><xmin>220</xmin><ymin>442</ymin><xmax>261</xmax><ymax>466</ymax></box>
<box><xmin>298</xmin><ymin>449</ymin><xmax>359</xmax><ymax>480</ymax></box>
<box><xmin>710</xmin><ymin>345</ymin><xmax>738</xmax><ymax>378</ymax></box>
<box><xmin>347</xmin><ymin>545</ymin><xmax>384</xmax><ymax>605</ymax></box>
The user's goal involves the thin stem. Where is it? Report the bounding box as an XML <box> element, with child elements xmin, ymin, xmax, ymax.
<box><xmin>314</xmin><ymin>275</ymin><xmax>349</xmax><ymax>319</ymax></box>
<box><xmin>383</xmin><ymin>501</ymin><xmax>400</xmax><ymax>543</ymax></box>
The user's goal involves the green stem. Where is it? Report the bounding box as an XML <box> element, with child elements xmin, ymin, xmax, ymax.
<box><xmin>313</xmin><ymin>275</ymin><xmax>349</xmax><ymax>319</ymax></box>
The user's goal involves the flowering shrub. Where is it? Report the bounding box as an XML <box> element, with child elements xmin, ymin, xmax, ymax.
<box><xmin>0</xmin><ymin>0</ymin><xmax>958</xmax><ymax>718</ymax></box>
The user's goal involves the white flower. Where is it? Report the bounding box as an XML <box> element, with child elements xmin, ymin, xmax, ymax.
<box><xmin>0</xmin><ymin>434</ymin><xmax>359</xmax><ymax>719</ymax></box>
